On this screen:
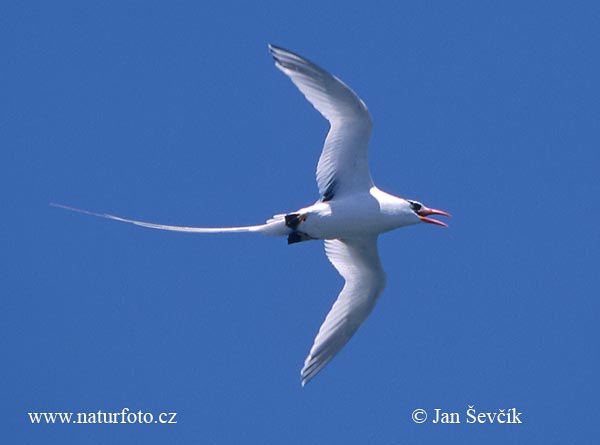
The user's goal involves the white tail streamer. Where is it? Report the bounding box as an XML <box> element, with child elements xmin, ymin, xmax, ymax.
<box><xmin>50</xmin><ymin>203</ymin><xmax>288</xmax><ymax>236</ymax></box>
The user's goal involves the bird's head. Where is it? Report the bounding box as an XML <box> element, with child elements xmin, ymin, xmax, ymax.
<box><xmin>406</xmin><ymin>199</ymin><xmax>451</xmax><ymax>227</ymax></box>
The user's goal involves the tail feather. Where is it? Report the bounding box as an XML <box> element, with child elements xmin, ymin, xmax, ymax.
<box><xmin>50</xmin><ymin>203</ymin><xmax>272</xmax><ymax>234</ymax></box>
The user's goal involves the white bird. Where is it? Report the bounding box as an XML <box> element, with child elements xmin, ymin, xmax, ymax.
<box><xmin>52</xmin><ymin>44</ymin><xmax>450</xmax><ymax>386</ymax></box>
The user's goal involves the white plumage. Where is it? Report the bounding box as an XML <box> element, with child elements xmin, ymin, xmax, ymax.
<box><xmin>302</xmin><ymin>237</ymin><xmax>385</xmax><ymax>385</ymax></box>
<box><xmin>270</xmin><ymin>44</ymin><xmax>374</xmax><ymax>199</ymax></box>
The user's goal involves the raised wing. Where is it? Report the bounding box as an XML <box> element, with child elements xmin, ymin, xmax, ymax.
<box><xmin>301</xmin><ymin>237</ymin><xmax>386</xmax><ymax>386</ymax></box>
<box><xmin>269</xmin><ymin>44</ymin><xmax>374</xmax><ymax>200</ymax></box>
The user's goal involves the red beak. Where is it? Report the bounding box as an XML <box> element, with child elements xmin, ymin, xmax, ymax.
<box><xmin>417</xmin><ymin>207</ymin><xmax>451</xmax><ymax>228</ymax></box>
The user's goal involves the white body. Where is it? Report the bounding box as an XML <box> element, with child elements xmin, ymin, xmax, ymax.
<box><xmin>290</xmin><ymin>188</ymin><xmax>418</xmax><ymax>240</ymax></box>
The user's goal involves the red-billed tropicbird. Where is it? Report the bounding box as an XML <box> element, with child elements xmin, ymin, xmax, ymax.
<box><xmin>52</xmin><ymin>44</ymin><xmax>450</xmax><ymax>386</ymax></box>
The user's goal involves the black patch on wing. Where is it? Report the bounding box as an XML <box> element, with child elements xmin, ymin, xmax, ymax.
<box><xmin>321</xmin><ymin>180</ymin><xmax>337</xmax><ymax>202</ymax></box>
<box><xmin>285</xmin><ymin>213</ymin><xmax>302</xmax><ymax>230</ymax></box>
<box><xmin>288</xmin><ymin>231</ymin><xmax>313</xmax><ymax>244</ymax></box>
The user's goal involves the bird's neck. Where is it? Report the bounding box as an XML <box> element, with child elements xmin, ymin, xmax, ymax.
<box><xmin>371</xmin><ymin>188</ymin><xmax>420</xmax><ymax>230</ymax></box>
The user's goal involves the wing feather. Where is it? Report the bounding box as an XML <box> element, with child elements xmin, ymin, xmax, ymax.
<box><xmin>269</xmin><ymin>44</ymin><xmax>374</xmax><ymax>199</ymax></box>
<box><xmin>301</xmin><ymin>237</ymin><xmax>386</xmax><ymax>386</ymax></box>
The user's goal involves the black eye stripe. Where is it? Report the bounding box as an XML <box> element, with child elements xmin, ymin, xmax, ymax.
<box><xmin>409</xmin><ymin>201</ymin><xmax>422</xmax><ymax>212</ymax></box>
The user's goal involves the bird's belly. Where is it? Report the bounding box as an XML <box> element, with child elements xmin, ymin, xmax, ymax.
<box><xmin>298</xmin><ymin>200</ymin><xmax>395</xmax><ymax>239</ymax></box>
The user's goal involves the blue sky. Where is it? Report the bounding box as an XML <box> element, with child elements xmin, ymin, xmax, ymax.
<box><xmin>3</xmin><ymin>1</ymin><xmax>599</xmax><ymax>443</ymax></box>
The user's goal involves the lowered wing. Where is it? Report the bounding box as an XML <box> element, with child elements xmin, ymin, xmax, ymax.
<box><xmin>301</xmin><ymin>237</ymin><xmax>386</xmax><ymax>385</ymax></box>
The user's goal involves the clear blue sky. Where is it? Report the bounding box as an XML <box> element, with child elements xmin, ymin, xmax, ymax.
<box><xmin>3</xmin><ymin>1</ymin><xmax>599</xmax><ymax>443</ymax></box>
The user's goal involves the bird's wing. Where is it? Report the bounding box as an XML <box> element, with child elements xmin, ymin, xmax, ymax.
<box><xmin>269</xmin><ymin>44</ymin><xmax>374</xmax><ymax>200</ymax></box>
<box><xmin>301</xmin><ymin>236</ymin><xmax>386</xmax><ymax>386</ymax></box>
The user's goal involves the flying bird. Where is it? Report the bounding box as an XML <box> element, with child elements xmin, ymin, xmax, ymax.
<box><xmin>52</xmin><ymin>44</ymin><xmax>450</xmax><ymax>386</ymax></box>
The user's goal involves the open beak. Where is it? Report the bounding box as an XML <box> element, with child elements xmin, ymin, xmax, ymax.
<box><xmin>417</xmin><ymin>207</ymin><xmax>451</xmax><ymax>228</ymax></box>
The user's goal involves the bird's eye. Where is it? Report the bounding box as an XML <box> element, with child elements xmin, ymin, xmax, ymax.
<box><xmin>409</xmin><ymin>201</ymin><xmax>422</xmax><ymax>212</ymax></box>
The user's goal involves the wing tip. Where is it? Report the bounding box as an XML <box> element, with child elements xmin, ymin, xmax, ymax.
<box><xmin>300</xmin><ymin>351</ymin><xmax>333</xmax><ymax>387</ymax></box>
<box><xmin>268</xmin><ymin>43</ymin><xmax>286</xmax><ymax>71</ymax></box>
<box><xmin>268</xmin><ymin>43</ymin><xmax>287</xmax><ymax>55</ymax></box>
<box><xmin>300</xmin><ymin>366</ymin><xmax>322</xmax><ymax>387</ymax></box>
<box><xmin>267</xmin><ymin>43</ymin><xmax>282</xmax><ymax>60</ymax></box>
<box><xmin>300</xmin><ymin>355</ymin><xmax>315</xmax><ymax>387</ymax></box>
<box><xmin>267</xmin><ymin>43</ymin><xmax>307</xmax><ymax>67</ymax></box>
<box><xmin>300</xmin><ymin>367</ymin><xmax>313</xmax><ymax>387</ymax></box>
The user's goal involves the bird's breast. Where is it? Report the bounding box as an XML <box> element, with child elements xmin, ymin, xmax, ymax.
<box><xmin>297</xmin><ymin>195</ymin><xmax>401</xmax><ymax>240</ymax></box>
